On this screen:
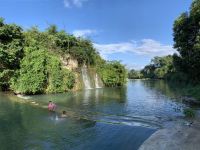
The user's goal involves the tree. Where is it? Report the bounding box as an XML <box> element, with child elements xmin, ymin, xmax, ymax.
<box><xmin>11</xmin><ymin>45</ymin><xmax>75</xmax><ymax>94</ymax></box>
<box><xmin>141</xmin><ymin>55</ymin><xmax>174</xmax><ymax>79</ymax></box>
<box><xmin>128</xmin><ymin>69</ymin><xmax>142</xmax><ymax>79</ymax></box>
<box><xmin>97</xmin><ymin>61</ymin><xmax>127</xmax><ymax>87</ymax></box>
<box><xmin>0</xmin><ymin>18</ymin><xmax>24</xmax><ymax>90</ymax></box>
<box><xmin>173</xmin><ymin>0</ymin><xmax>200</xmax><ymax>82</ymax></box>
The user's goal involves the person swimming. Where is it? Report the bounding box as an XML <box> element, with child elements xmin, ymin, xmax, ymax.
<box><xmin>61</xmin><ymin>110</ymin><xmax>67</xmax><ymax>118</ymax></box>
<box><xmin>48</xmin><ymin>101</ymin><xmax>56</xmax><ymax>111</ymax></box>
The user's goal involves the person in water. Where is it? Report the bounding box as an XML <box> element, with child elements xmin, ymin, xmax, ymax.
<box><xmin>61</xmin><ymin>110</ymin><xmax>67</xmax><ymax>118</ymax></box>
<box><xmin>48</xmin><ymin>101</ymin><xmax>56</xmax><ymax>111</ymax></box>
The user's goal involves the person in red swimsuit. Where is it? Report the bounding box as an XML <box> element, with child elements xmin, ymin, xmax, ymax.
<box><xmin>48</xmin><ymin>101</ymin><xmax>56</xmax><ymax>111</ymax></box>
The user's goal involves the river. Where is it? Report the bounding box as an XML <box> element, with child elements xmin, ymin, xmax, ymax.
<box><xmin>0</xmin><ymin>80</ymin><xmax>196</xmax><ymax>150</ymax></box>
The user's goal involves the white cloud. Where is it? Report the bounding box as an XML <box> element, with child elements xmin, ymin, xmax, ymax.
<box><xmin>93</xmin><ymin>39</ymin><xmax>176</xmax><ymax>58</ymax></box>
<box><xmin>64</xmin><ymin>0</ymin><xmax>88</xmax><ymax>8</ymax></box>
<box><xmin>72</xmin><ymin>29</ymin><xmax>97</xmax><ymax>38</ymax></box>
<box><xmin>64</xmin><ymin>0</ymin><xmax>70</xmax><ymax>7</ymax></box>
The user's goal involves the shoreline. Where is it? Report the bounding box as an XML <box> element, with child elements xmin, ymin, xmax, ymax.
<box><xmin>139</xmin><ymin>116</ymin><xmax>200</xmax><ymax>150</ymax></box>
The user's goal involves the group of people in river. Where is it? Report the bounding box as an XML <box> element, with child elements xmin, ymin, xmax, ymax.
<box><xmin>48</xmin><ymin>101</ymin><xmax>67</xmax><ymax>118</ymax></box>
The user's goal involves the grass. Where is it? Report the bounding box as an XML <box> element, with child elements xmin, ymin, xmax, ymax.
<box><xmin>183</xmin><ymin>108</ymin><xmax>196</xmax><ymax>118</ymax></box>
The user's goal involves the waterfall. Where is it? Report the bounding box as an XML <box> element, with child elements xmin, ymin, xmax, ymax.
<box><xmin>81</xmin><ymin>66</ymin><xmax>92</xmax><ymax>89</ymax></box>
<box><xmin>95</xmin><ymin>73</ymin><xmax>102</xmax><ymax>88</ymax></box>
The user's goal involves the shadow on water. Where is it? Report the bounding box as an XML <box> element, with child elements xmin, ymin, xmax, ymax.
<box><xmin>140</xmin><ymin>80</ymin><xmax>180</xmax><ymax>99</ymax></box>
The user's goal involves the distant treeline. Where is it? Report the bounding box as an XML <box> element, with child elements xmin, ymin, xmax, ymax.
<box><xmin>129</xmin><ymin>0</ymin><xmax>200</xmax><ymax>85</ymax></box>
<box><xmin>128</xmin><ymin>55</ymin><xmax>174</xmax><ymax>80</ymax></box>
<box><xmin>129</xmin><ymin>55</ymin><xmax>175</xmax><ymax>80</ymax></box>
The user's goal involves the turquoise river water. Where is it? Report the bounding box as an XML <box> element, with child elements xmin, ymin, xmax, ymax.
<box><xmin>0</xmin><ymin>80</ymin><xmax>196</xmax><ymax>150</ymax></box>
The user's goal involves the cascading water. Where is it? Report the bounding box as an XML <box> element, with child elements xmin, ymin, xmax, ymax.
<box><xmin>81</xmin><ymin>66</ymin><xmax>92</xmax><ymax>89</ymax></box>
<box><xmin>95</xmin><ymin>73</ymin><xmax>102</xmax><ymax>88</ymax></box>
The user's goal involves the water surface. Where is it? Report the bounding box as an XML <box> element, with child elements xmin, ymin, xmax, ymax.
<box><xmin>0</xmin><ymin>80</ymin><xmax>190</xmax><ymax>150</ymax></box>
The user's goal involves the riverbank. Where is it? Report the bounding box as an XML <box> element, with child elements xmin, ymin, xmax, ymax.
<box><xmin>139</xmin><ymin>115</ymin><xmax>200</xmax><ymax>150</ymax></box>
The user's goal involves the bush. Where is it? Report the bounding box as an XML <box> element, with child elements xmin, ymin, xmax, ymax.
<box><xmin>183</xmin><ymin>108</ymin><xmax>195</xmax><ymax>118</ymax></box>
<box><xmin>11</xmin><ymin>49</ymin><xmax>47</xmax><ymax>94</ymax></box>
<box><xmin>11</xmin><ymin>46</ymin><xmax>75</xmax><ymax>94</ymax></box>
<box><xmin>46</xmin><ymin>55</ymin><xmax>75</xmax><ymax>93</ymax></box>
<box><xmin>97</xmin><ymin>61</ymin><xmax>127</xmax><ymax>87</ymax></box>
<box><xmin>0</xmin><ymin>19</ymin><xmax>24</xmax><ymax>90</ymax></box>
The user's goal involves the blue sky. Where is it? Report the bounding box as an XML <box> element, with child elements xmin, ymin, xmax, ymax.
<box><xmin>0</xmin><ymin>0</ymin><xmax>192</xmax><ymax>69</ymax></box>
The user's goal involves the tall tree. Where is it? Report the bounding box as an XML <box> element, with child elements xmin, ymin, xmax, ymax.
<box><xmin>173</xmin><ymin>0</ymin><xmax>200</xmax><ymax>82</ymax></box>
<box><xmin>0</xmin><ymin>18</ymin><xmax>24</xmax><ymax>90</ymax></box>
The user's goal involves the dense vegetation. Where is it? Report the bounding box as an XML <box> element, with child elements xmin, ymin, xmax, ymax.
<box><xmin>184</xmin><ymin>108</ymin><xmax>196</xmax><ymax>118</ymax></box>
<box><xmin>128</xmin><ymin>55</ymin><xmax>174</xmax><ymax>80</ymax></box>
<box><xmin>0</xmin><ymin>18</ymin><xmax>24</xmax><ymax>91</ymax></box>
<box><xmin>97</xmin><ymin>61</ymin><xmax>127</xmax><ymax>87</ymax></box>
<box><xmin>172</xmin><ymin>0</ymin><xmax>200</xmax><ymax>83</ymax></box>
<box><xmin>0</xmin><ymin>18</ymin><xmax>126</xmax><ymax>94</ymax></box>
<box><xmin>128</xmin><ymin>69</ymin><xmax>143</xmax><ymax>79</ymax></box>
<box><xmin>128</xmin><ymin>0</ymin><xmax>200</xmax><ymax>99</ymax></box>
<box><xmin>129</xmin><ymin>0</ymin><xmax>200</xmax><ymax>82</ymax></box>
<box><xmin>141</xmin><ymin>55</ymin><xmax>174</xmax><ymax>79</ymax></box>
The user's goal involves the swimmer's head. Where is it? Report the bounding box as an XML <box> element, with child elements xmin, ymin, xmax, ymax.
<box><xmin>62</xmin><ymin>111</ymin><xmax>66</xmax><ymax>114</ymax></box>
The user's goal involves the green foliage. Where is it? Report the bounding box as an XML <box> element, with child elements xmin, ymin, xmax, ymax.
<box><xmin>183</xmin><ymin>85</ymin><xmax>200</xmax><ymax>100</ymax></box>
<box><xmin>139</xmin><ymin>0</ymin><xmax>200</xmax><ymax>103</ymax></box>
<box><xmin>141</xmin><ymin>55</ymin><xmax>174</xmax><ymax>79</ymax></box>
<box><xmin>128</xmin><ymin>69</ymin><xmax>143</xmax><ymax>79</ymax></box>
<box><xmin>67</xmin><ymin>38</ymin><xmax>98</xmax><ymax>65</ymax></box>
<box><xmin>11</xmin><ymin>48</ymin><xmax>47</xmax><ymax>94</ymax></box>
<box><xmin>141</xmin><ymin>0</ymin><xmax>200</xmax><ymax>84</ymax></box>
<box><xmin>1</xmin><ymin>17</ymin><xmax>126</xmax><ymax>94</ymax></box>
<box><xmin>24</xmin><ymin>26</ymin><xmax>100</xmax><ymax>66</ymax></box>
<box><xmin>97</xmin><ymin>61</ymin><xmax>127</xmax><ymax>87</ymax></box>
<box><xmin>46</xmin><ymin>55</ymin><xmax>64</xmax><ymax>93</ymax></box>
<box><xmin>141</xmin><ymin>64</ymin><xmax>156</xmax><ymax>79</ymax></box>
<box><xmin>46</xmin><ymin>55</ymin><xmax>75</xmax><ymax>93</ymax></box>
<box><xmin>46</xmin><ymin>25</ymin><xmax>58</xmax><ymax>35</ymax></box>
<box><xmin>0</xmin><ymin>18</ymin><xmax>24</xmax><ymax>90</ymax></box>
<box><xmin>173</xmin><ymin>0</ymin><xmax>200</xmax><ymax>83</ymax></box>
<box><xmin>62</xmin><ymin>68</ymin><xmax>75</xmax><ymax>90</ymax></box>
<box><xmin>183</xmin><ymin>108</ymin><xmax>195</xmax><ymax>118</ymax></box>
<box><xmin>11</xmin><ymin>46</ymin><xmax>75</xmax><ymax>94</ymax></box>
<box><xmin>167</xmin><ymin>72</ymin><xmax>189</xmax><ymax>83</ymax></box>
<box><xmin>0</xmin><ymin>69</ymin><xmax>15</xmax><ymax>90</ymax></box>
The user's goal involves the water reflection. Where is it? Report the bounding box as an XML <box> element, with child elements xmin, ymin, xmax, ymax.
<box><xmin>83</xmin><ymin>89</ymin><xmax>92</xmax><ymax>105</ymax></box>
<box><xmin>0</xmin><ymin>80</ymin><xmax>193</xmax><ymax>150</ymax></box>
<box><xmin>0</xmin><ymin>96</ymin><xmax>26</xmax><ymax>150</ymax></box>
<box><xmin>140</xmin><ymin>80</ymin><xmax>183</xmax><ymax>100</ymax></box>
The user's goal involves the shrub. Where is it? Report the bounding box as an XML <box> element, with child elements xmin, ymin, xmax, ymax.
<box><xmin>12</xmin><ymin>49</ymin><xmax>47</xmax><ymax>94</ymax></box>
<box><xmin>11</xmin><ymin>46</ymin><xmax>75</xmax><ymax>94</ymax></box>
<box><xmin>183</xmin><ymin>108</ymin><xmax>195</xmax><ymax>118</ymax></box>
<box><xmin>97</xmin><ymin>61</ymin><xmax>127</xmax><ymax>87</ymax></box>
